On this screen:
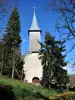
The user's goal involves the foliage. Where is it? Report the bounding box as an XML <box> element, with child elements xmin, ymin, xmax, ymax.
<box><xmin>48</xmin><ymin>0</ymin><xmax>75</xmax><ymax>78</ymax></box>
<box><xmin>1</xmin><ymin>8</ymin><xmax>24</xmax><ymax>80</ymax></box>
<box><xmin>39</xmin><ymin>32</ymin><xmax>68</xmax><ymax>89</ymax></box>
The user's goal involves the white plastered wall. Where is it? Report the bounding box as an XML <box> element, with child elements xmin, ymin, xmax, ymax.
<box><xmin>23</xmin><ymin>53</ymin><xmax>43</xmax><ymax>83</ymax></box>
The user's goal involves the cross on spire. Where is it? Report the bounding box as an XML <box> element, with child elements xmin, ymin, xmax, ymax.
<box><xmin>33</xmin><ymin>5</ymin><xmax>36</xmax><ymax>14</ymax></box>
<box><xmin>29</xmin><ymin>5</ymin><xmax>41</xmax><ymax>31</ymax></box>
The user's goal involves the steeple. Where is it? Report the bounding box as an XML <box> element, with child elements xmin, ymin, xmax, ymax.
<box><xmin>28</xmin><ymin>7</ymin><xmax>42</xmax><ymax>53</ymax></box>
<box><xmin>29</xmin><ymin>6</ymin><xmax>41</xmax><ymax>31</ymax></box>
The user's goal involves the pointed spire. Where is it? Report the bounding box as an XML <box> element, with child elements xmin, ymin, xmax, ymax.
<box><xmin>29</xmin><ymin>6</ymin><xmax>40</xmax><ymax>30</ymax></box>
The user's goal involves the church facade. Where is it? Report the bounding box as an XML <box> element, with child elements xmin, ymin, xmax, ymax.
<box><xmin>23</xmin><ymin>8</ymin><xmax>43</xmax><ymax>83</ymax></box>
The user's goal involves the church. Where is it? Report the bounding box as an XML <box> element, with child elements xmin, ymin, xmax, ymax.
<box><xmin>23</xmin><ymin>8</ymin><xmax>43</xmax><ymax>83</ymax></box>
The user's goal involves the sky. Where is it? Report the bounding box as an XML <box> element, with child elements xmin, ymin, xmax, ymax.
<box><xmin>1</xmin><ymin>0</ymin><xmax>75</xmax><ymax>74</ymax></box>
<box><xmin>5</xmin><ymin>0</ymin><xmax>61</xmax><ymax>54</ymax></box>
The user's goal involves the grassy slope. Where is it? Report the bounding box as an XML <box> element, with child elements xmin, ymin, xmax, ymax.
<box><xmin>0</xmin><ymin>77</ymin><xmax>75</xmax><ymax>100</ymax></box>
<box><xmin>0</xmin><ymin>77</ymin><xmax>57</xmax><ymax>100</ymax></box>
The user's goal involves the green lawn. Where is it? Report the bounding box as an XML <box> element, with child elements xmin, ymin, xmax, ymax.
<box><xmin>0</xmin><ymin>76</ymin><xmax>75</xmax><ymax>100</ymax></box>
<box><xmin>0</xmin><ymin>76</ymin><xmax>57</xmax><ymax>100</ymax></box>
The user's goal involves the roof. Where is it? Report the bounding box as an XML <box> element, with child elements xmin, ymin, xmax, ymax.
<box><xmin>29</xmin><ymin>8</ymin><xmax>41</xmax><ymax>31</ymax></box>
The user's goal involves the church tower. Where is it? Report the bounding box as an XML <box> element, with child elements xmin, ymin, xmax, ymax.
<box><xmin>23</xmin><ymin>7</ymin><xmax>43</xmax><ymax>83</ymax></box>
<box><xmin>28</xmin><ymin>7</ymin><xmax>42</xmax><ymax>53</ymax></box>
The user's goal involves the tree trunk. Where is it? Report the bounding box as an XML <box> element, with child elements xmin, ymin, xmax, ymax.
<box><xmin>0</xmin><ymin>67</ymin><xmax>3</xmax><ymax>76</ymax></box>
<box><xmin>12</xmin><ymin>47</ymin><xmax>15</xmax><ymax>79</ymax></box>
<box><xmin>0</xmin><ymin>49</ymin><xmax>4</xmax><ymax>76</ymax></box>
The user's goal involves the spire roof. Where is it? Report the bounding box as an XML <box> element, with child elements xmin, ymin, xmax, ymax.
<box><xmin>29</xmin><ymin>7</ymin><xmax>40</xmax><ymax>30</ymax></box>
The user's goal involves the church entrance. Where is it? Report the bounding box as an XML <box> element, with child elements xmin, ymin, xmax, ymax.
<box><xmin>32</xmin><ymin>77</ymin><xmax>40</xmax><ymax>83</ymax></box>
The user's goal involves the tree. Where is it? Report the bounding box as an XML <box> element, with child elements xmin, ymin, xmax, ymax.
<box><xmin>0</xmin><ymin>0</ymin><xmax>9</xmax><ymax>66</ymax></box>
<box><xmin>48</xmin><ymin>0</ymin><xmax>75</xmax><ymax>39</ymax></box>
<box><xmin>39</xmin><ymin>32</ymin><xmax>68</xmax><ymax>89</ymax></box>
<box><xmin>47</xmin><ymin>0</ymin><xmax>75</xmax><ymax>72</ymax></box>
<box><xmin>2</xmin><ymin>8</ymin><xmax>24</xmax><ymax>80</ymax></box>
<box><xmin>48</xmin><ymin>0</ymin><xmax>75</xmax><ymax>50</ymax></box>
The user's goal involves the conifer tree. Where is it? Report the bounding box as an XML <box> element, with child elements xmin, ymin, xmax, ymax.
<box><xmin>2</xmin><ymin>8</ymin><xmax>24</xmax><ymax>80</ymax></box>
<box><xmin>39</xmin><ymin>32</ymin><xmax>68</xmax><ymax>89</ymax></box>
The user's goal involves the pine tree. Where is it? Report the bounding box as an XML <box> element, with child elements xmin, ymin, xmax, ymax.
<box><xmin>39</xmin><ymin>32</ymin><xmax>68</xmax><ymax>89</ymax></box>
<box><xmin>2</xmin><ymin>8</ymin><xmax>24</xmax><ymax>80</ymax></box>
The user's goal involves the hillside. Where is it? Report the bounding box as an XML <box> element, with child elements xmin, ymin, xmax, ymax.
<box><xmin>0</xmin><ymin>77</ymin><xmax>75</xmax><ymax>100</ymax></box>
<box><xmin>0</xmin><ymin>77</ymin><xmax>57</xmax><ymax>100</ymax></box>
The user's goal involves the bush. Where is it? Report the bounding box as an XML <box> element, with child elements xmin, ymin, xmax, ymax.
<box><xmin>0</xmin><ymin>85</ymin><xmax>16</xmax><ymax>100</ymax></box>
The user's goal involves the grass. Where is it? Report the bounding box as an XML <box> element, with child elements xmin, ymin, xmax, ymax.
<box><xmin>0</xmin><ymin>76</ymin><xmax>75</xmax><ymax>100</ymax></box>
<box><xmin>0</xmin><ymin>76</ymin><xmax>57</xmax><ymax>100</ymax></box>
